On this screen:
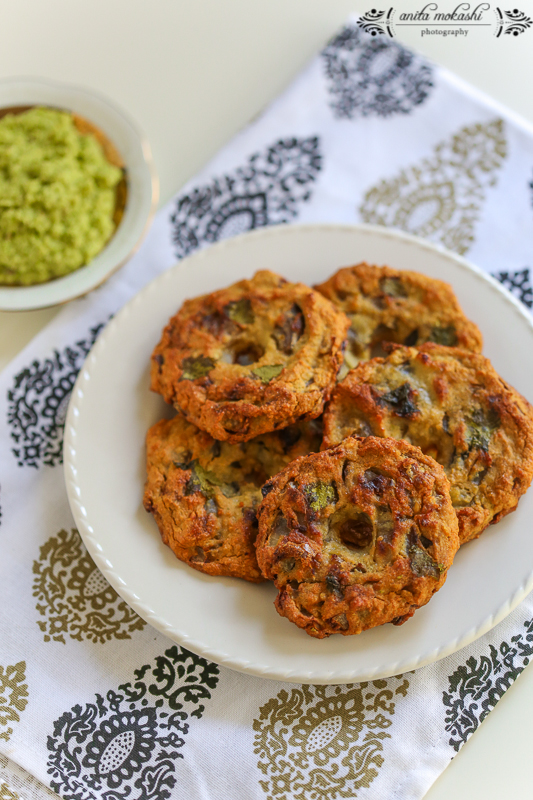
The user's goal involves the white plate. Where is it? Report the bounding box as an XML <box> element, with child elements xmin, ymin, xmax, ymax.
<box><xmin>0</xmin><ymin>77</ymin><xmax>158</xmax><ymax>310</ymax></box>
<box><xmin>64</xmin><ymin>223</ymin><xmax>533</xmax><ymax>684</ymax></box>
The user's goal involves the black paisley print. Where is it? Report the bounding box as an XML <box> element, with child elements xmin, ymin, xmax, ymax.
<box><xmin>443</xmin><ymin>617</ymin><xmax>533</xmax><ymax>751</ymax></box>
<box><xmin>322</xmin><ymin>24</ymin><xmax>433</xmax><ymax>120</ymax></box>
<box><xmin>170</xmin><ymin>136</ymin><xmax>322</xmax><ymax>260</ymax></box>
<box><xmin>47</xmin><ymin>644</ymin><xmax>220</xmax><ymax>800</ymax></box>
<box><xmin>7</xmin><ymin>323</ymin><xmax>104</xmax><ymax>468</ymax></box>
<box><xmin>493</xmin><ymin>268</ymin><xmax>533</xmax><ymax>309</ymax></box>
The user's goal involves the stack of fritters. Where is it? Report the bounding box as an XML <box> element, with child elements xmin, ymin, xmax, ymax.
<box><xmin>322</xmin><ymin>343</ymin><xmax>533</xmax><ymax>545</ymax></box>
<box><xmin>146</xmin><ymin>269</ymin><xmax>348</xmax><ymax>582</ymax></box>
<box><xmin>144</xmin><ymin>414</ymin><xmax>323</xmax><ymax>582</ymax></box>
<box><xmin>145</xmin><ymin>262</ymin><xmax>533</xmax><ymax>639</ymax></box>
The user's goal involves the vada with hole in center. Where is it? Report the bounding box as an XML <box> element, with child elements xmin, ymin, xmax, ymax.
<box><xmin>256</xmin><ymin>435</ymin><xmax>460</xmax><ymax>638</ymax></box>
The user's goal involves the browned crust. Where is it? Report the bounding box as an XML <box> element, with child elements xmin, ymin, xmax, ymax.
<box><xmin>150</xmin><ymin>270</ymin><xmax>350</xmax><ymax>442</ymax></box>
<box><xmin>143</xmin><ymin>414</ymin><xmax>323</xmax><ymax>581</ymax></box>
<box><xmin>256</xmin><ymin>436</ymin><xmax>459</xmax><ymax>638</ymax></box>
<box><xmin>323</xmin><ymin>343</ymin><xmax>533</xmax><ymax>545</ymax></box>
<box><xmin>315</xmin><ymin>263</ymin><xmax>482</xmax><ymax>370</ymax></box>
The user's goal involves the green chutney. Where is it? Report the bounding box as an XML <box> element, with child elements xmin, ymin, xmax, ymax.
<box><xmin>0</xmin><ymin>106</ymin><xmax>123</xmax><ymax>285</ymax></box>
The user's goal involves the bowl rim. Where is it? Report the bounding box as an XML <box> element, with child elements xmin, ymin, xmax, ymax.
<box><xmin>0</xmin><ymin>76</ymin><xmax>159</xmax><ymax>311</ymax></box>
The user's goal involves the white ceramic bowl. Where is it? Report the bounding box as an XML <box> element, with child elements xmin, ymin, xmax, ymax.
<box><xmin>0</xmin><ymin>77</ymin><xmax>158</xmax><ymax>310</ymax></box>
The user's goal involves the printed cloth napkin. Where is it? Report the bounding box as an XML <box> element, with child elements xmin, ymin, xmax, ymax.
<box><xmin>2</xmin><ymin>18</ymin><xmax>533</xmax><ymax>800</ymax></box>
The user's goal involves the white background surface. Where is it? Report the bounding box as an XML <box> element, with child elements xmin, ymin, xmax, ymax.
<box><xmin>1</xmin><ymin>1</ymin><xmax>533</xmax><ymax>797</ymax></box>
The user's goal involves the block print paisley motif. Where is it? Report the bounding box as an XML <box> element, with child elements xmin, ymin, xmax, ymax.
<box><xmin>7</xmin><ymin>323</ymin><xmax>104</xmax><ymax>468</ymax></box>
<box><xmin>360</xmin><ymin>119</ymin><xmax>507</xmax><ymax>255</ymax></box>
<box><xmin>47</xmin><ymin>645</ymin><xmax>220</xmax><ymax>800</ymax></box>
<box><xmin>33</xmin><ymin>528</ymin><xmax>145</xmax><ymax>644</ymax></box>
<box><xmin>170</xmin><ymin>136</ymin><xmax>322</xmax><ymax>259</ymax></box>
<box><xmin>0</xmin><ymin>785</ymin><xmax>18</xmax><ymax>800</ymax></box>
<box><xmin>443</xmin><ymin>617</ymin><xmax>533</xmax><ymax>752</ymax></box>
<box><xmin>493</xmin><ymin>267</ymin><xmax>533</xmax><ymax>309</ymax></box>
<box><xmin>0</xmin><ymin>662</ymin><xmax>28</xmax><ymax>742</ymax></box>
<box><xmin>253</xmin><ymin>676</ymin><xmax>409</xmax><ymax>799</ymax></box>
<box><xmin>322</xmin><ymin>24</ymin><xmax>433</xmax><ymax>119</ymax></box>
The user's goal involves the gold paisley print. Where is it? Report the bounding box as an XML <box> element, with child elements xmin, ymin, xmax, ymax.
<box><xmin>360</xmin><ymin>118</ymin><xmax>507</xmax><ymax>254</ymax></box>
<box><xmin>0</xmin><ymin>662</ymin><xmax>28</xmax><ymax>742</ymax></box>
<box><xmin>0</xmin><ymin>784</ymin><xmax>18</xmax><ymax>800</ymax></box>
<box><xmin>33</xmin><ymin>529</ymin><xmax>145</xmax><ymax>644</ymax></box>
<box><xmin>253</xmin><ymin>676</ymin><xmax>409</xmax><ymax>799</ymax></box>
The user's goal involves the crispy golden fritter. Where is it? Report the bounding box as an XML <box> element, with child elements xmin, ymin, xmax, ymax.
<box><xmin>323</xmin><ymin>344</ymin><xmax>533</xmax><ymax>544</ymax></box>
<box><xmin>256</xmin><ymin>436</ymin><xmax>459</xmax><ymax>638</ymax></box>
<box><xmin>144</xmin><ymin>414</ymin><xmax>323</xmax><ymax>581</ymax></box>
<box><xmin>151</xmin><ymin>270</ymin><xmax>349</xmax><ymax>442</ymax></box>
<box><xmin>315</xmin><ymin>263</ymin><xmax>482</xmax><ymax>376</ymax></box>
